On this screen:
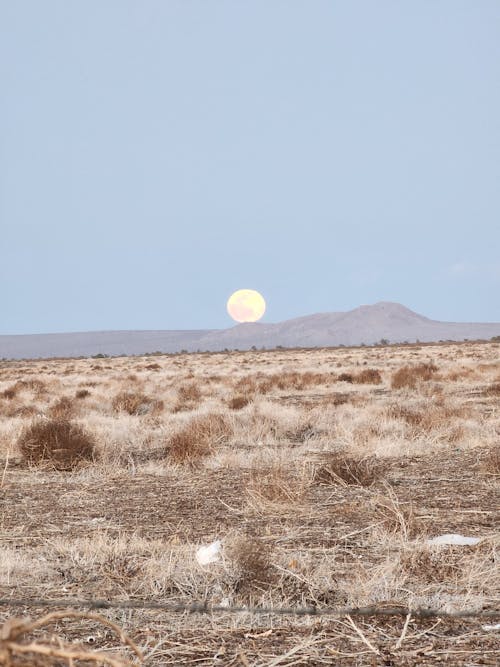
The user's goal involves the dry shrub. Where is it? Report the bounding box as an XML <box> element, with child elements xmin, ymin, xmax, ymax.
<box><xmin>246</xmin><ymin>464</ymin><xmax>309</xmax><ymax>506</ymax></box>
<box><xmin>483</xmin><ymin>382</ymin><xmax>500</xmax><ymax>396</ymax></box>
<box><xmin>238</xmin><ymin>371</ymin><xmax>332</xmax><ymax>394</ymax></box>
<box><xmin>167</xmin><ymin>413</ymin><xmax>232</xmax><ymax>465</ymax></box>
<box><xmin>75</xmin><ymin>388</ymin><xmax>90</xmax><ymax>399</ymax></box>
<box><xmin>285</xmin><ymin>421</ymin><xmax>318</xmax><ymax>443</ymax></box>
<box><xmin>144</xmin><ymin>362</ymin><xmax>161</xmax><ymax>370</ymax></box>
<box><xmin>387</xmin><ymin>400</ymin><xmax>468</xmax><ymax>438</ymax></box>
<box><xmin>227</xmin><ymin>535</ymin><xmax>274</xmax><ymax>591</ymax></box>
<box><xmin>13</xmin><ymin>379</ymin><xmax>47</xmax><ymax>396</ymax></box>
<box><xmin>227</xmin><ymin>394</ymin><xmax>251</xmax><ymax>410</ymax></box>
<box><xmin>173</xmin><ymin>382</ymin><xmax>202</xmax><ymax>412</ymax></box>
<box><xmin>112</xmin><ymin>391</ymin><xmax>162</xmax><ymax>416</ymax></box>
<box><xmin>49</xmin><ymin>396</ymin><xmax>77</xmax><ymax>420</ymax></box>
<box><xmin>177</xmin><ymin>382</ymin><xmax>202</xmax><ymax>402</ymax></box>
<box><xmin>353</xmin><ymin>368</ymin><xmax>382</xmax><ymax>385</ymax></box>
<box><xmin>371</xmin><ymin>486</ymin><xmax>420</xmax><ymax>540</ymax></box>
<box><xmin>337</xmin><ymin>373</ymin><xmax>353</xmax><ymax>383</ymax></box>
<box><xmin>314</xmin><ymin>451</ymin><xmax>388</xmax><ymax>487</ymax></box>
<box><xmin>481</xmin><ymin>445</ymin><xmax>500</xmax><ymax>475</ymax></box>
<box><xmin>17</xmin><ymin>419</ymin><xmax>97</xmax><ymax>471</ymax></box>
<box><xmin>328</xmin><ymin>392</ymin><xmax>350</xmax><ymax>406</ymax></box>
<box><xmin>399</xmin><ymin>544</ymin><xmax>474</xmax><ymax>584</ymax></box>
<box><xmin>391</xmin><ymin>362</ymin><xmax>438</xmax><ymax>389</ymax></box>
<box><xmin>2</xmin><ymin>385</ymin><xmax>17</xmax><ymax>400</ymax></box>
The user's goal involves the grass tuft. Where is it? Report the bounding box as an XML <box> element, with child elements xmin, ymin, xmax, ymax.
<box><xmin>313</xmin><ymin>451</ymin><xmax>388</xmax><ymax>487</ymax></box>
<box><xmin>391</xmin><ymin>362</ymin><xmax>438</xmax><ymax>389</ymax></box>
<box><xmin>17</xmin><ymin>419</ymin><xmax>97</xmax><ymax>471</ymax></box>
<box><xmin>167</xmin><ymin>413</ymin><xmax>232</xmax><ymax>465</ymax></box>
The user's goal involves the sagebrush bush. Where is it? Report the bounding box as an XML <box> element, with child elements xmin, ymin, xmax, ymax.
<box><xmin>18</xmin><ymin>419</ymin><xmax>97</xmax><ymax>470</ymax></box>
<box><xmin>314</xmin><ymin>451</ymin><xmax>388</xmax><ymax>487</ymax></box>
<box><xmin>49</xmin><ymin>396</ymin><xmax>77</xmax><ymax>420</ymax></box>
<box><xmin>2</xmin><ymin>385</ymin><xmax>17</xmax><ymax>400</ymax></box>
<box><xmin>228</xmin><ymin>395</ymin><xmax>251</xmax><ymax>410</ymax></box>
<box><xmin>353</xmin><ymin>368</ymin><xmax>382</xmax><ymax>384</ymax></box>
<box><xmin>227</xmin><ymin>535</ymin><xmax>274</xmax><ymax>591</ymax></box>
<box><xmin>391</xmin><ymin>362</ymin><xmax>438</xmax><ymax>389</ymax></box>
<box><xmin>167</xmin><ymin>413</ymin><xmax>232</xmax><ymax>465</ymax></box>
<box><xmin>75</xmin><ymin>388</ymin><xmax>91</xmax><ymax>399</ymax></box>
<box><xmin>112</xmin><ymin>391</ymin><xmax>162</xmax><ymax>416</ymax></box>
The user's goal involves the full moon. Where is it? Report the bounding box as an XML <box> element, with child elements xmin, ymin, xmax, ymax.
<box><xmin>227</xmin><ymin>289</ymin><xmax>266</xmax><ymax>323</ymax></box>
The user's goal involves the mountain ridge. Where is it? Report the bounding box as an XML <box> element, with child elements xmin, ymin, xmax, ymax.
<box><xmin>1</xmin><ymin>302</ymin><xmax>498</xmax><ymax>359</ymax></box>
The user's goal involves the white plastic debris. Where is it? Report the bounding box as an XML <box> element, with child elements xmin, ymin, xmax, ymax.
<box><xmin>482</xmin><ymin>624</ymin><xmax>500</xmax><ymax>631</ymax></box>
<box><xmin>426</xmin><ymin>534</ymin><xmax>481</xmax><ymax>546</ymax></box>
<box><xmin>196</xmin><ymin>540</ymin><xmax>222</xmax><ymax>566</ymax></box>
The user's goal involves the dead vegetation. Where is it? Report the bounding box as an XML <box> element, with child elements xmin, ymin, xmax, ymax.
<box><xmin>112</xmin><ymin>391</ymin><xmax>162</xmax><ymax>416</ymax></box>
<box><xmin>313</xmin><ymin>451</ymin><xmax>389</xmax><ymax>487</ymax></box>
<box><xmin>391</xmin><ymin>362</ymin><xmax>438</xmax><ymax>389</ymax></box>
<box><xmin>167</xmin><ymin>412</ymin><xmax>232</xmax><ymax>465</ymax></box>
<box><xmin>0</xmin><ymin>340</ymin><xmax>498</xmax><ymax>664</ymax></box>
<box><xmin>17</xmin><ymin>419</ymin><xmax>97</xmax><ymax>470</ymax></box>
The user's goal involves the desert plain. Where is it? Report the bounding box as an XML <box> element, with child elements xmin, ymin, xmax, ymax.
<box><xmin>0</xmin><ymin>340</ymin><xmax>498</xmax><ymax>665</ymax></box>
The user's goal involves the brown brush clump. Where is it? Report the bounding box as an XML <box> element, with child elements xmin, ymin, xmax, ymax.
<box><xmin>167</xmin><ymin>413</ymin><xmax>232</xmax><ymax>465</ymax></box>
<box><xmin>483</xmin><ymin>382</ymin><xmax>500</xmax><ymax>396</ymax></box>
<box><xmin>48</xmin><ymin>395</ymin><xmax>77</xmax><ymax>420</ymax></box>
<box><xmin>2</xmin><ymin>385</ymin><xmax>18</xmax><ymax>400</ymax></box>
<box><xmin>17</xmin><ymin>419</ymin><xmax>97</xmax><ymax>471</ymax></box>
<box><xmin>227</xmin><ymin>394</ymin><xmax>251</xmax><ymax>410</ymax></box>
<box><xmin>75</xmin><ymin>388</ymin><xmax>91</xmax><ymax>399</ymax></box>
<box><xmin>227</xmin><ymin>534</ymin><xmax>274</xmax><ymax>591</ymax></box>
<box><xmin>371</xmin><ymin>487</ymin><xmax>420</xmax><ymax>540</ymax></box>
<box><xmin>14</xmin><ymin>378</ymin><xmax>47</xmax><ymax>396</ymax></box>
<box><xmin>246</xmin><ymin>464</ymin><xmax>309</xmax><ymax>505</ymax></box>
<box><xmin>353</xmin><ymin>368</ymin><xmax>382</xmax><ymax>384</ymax></box>
<box><xmin>112</xmin><ymin>391</ymin><xmax>162</xmax><ymax>416</ymax></box>
<box><xmin>173</xmin><ymin>382</ymin><xmax>202</xmax><ymax>412</ymax></box>
<box><xmin>337</xmin><ymin>372</ymin><xmax>354</xmax><ymax>383</ymax></box>
<box><xmin>399</xmin><ymin>545</ymin><xmax>472</xmax><ymax>584</ymax></box>
<box><xmin>481</xmin><ymin>445</ymin><xmax>500</xmax><ymax>475</ymax></box>
<box><xmin>391</xmin><ymin>362</ymin><xmax>438</xmax><ymax>389</ymax></box>
<box><xmin>313</xmin><ymin>451</ymin><xmax>388</xmax><ymax>487</ymax></box>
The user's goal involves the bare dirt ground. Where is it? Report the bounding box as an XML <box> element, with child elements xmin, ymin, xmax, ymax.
<box><xmin>0</xmin><ymin>341</ymin><xmax>498</xmax><ymax>665</ymax></box>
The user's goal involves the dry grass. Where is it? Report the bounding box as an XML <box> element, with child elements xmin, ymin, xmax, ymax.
<box><xmin>227</xmin><ymin>394</ymin><xmax>251</xmax><ymax>410</ymax></box>
<box><xmin>0</xmin><ymin>340</ymin><xmax>498</xmax><ymax>664</ymax></box>
<box><xmin>313</xmin><ymin>451</ymin><xmax>389</xmax><ymax>487</ymax></box>
<box><xmin>167</xmin><ymin>412</ymin><xmax>233</xmax><ymax>465</ymax></box>
<box><xmin>17</xmin><ymin>419</ymin><xmax>97</xmax><ymax>470</ymax></box>
<box><xmin>112</xmin><ymin>391</ymin><xmax>162</xmax><ymax>416</ymax></box>
<box><xmin>391</xmin><ymin>362</ymin><xmax>438</xmax><ymax>389</ymax></box>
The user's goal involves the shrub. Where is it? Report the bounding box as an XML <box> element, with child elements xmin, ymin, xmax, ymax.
<box><xmin>481</xmin><ymin>445</ymin><xmax>500</xmax><ymax>475</ymax></box>
<box><xmin>353</xmin><ymin>368</ymin><xmax>382</xmax><ymax>385</ymax></box>
<box><xmin>228</xmin><ymin>395</ymin><xmax>251</xmax><ymax>410</ymax></box>
<box><xmin>227</xmin><ymin>535</ymin><xmax>274</xmax><ymax>591</ymax></box>
<box><xmin>17</xmin><ymin>419</ymin><xmax>97</xmax><ymax>470</ymax></box>
<box><xmin>391</xmin><ymin>362</ymin><xmax>438</xmax><ymax>389</ymax></box>
<box><xmin>49</xmin><ymin>396</ymin><xmax>77</xmax><ymax>420</ymax></box>
<box><xmin>314</xmin><ymin>451</ymin><xmax>388</xmax><ymax>487</ymax></box>
<box><xmin>2</xmin><ymin>385</ymin><xmax>17</xmax><ymax>400</ymax></box>
<box><xmin>484</xmin><ymin>383</ymin><xmax>500</xmax><ymax>397</ymax></box>
<box><xmin>112</xmin><ymin>391</ymin><xmax>161</xmax><ymax>416</ymax></box>
<box><xmin>337</xmin><ymin>373</ymin><xmax>354</xmax><ymax>383</ymax></box>
<box><xmin>173</xmin><ymin>382</ymin><xmax>202</xmax><ymax>412</ymax></box>
<box><xmin>75</xmin><ymin>388</ymin><xmax>91</xmax><ymax>399</ymax></box>
<box><xmin>167</xmin><ymin>413</ymin><xmax>232</xmax><ymax>465</ymax></box>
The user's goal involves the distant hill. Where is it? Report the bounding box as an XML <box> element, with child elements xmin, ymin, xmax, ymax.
<box><xmin>1</xmin><ymin>302</ymin><xmax>499</xmax><ymax>359</ymax></box>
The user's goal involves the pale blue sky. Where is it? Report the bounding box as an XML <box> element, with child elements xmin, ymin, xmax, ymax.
<box><xmin>1</xmin><ymin>1</ymin><xmax>499</xmax><ymax>334</ymax></box>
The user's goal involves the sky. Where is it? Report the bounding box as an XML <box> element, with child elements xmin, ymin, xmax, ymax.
<box><xmin>1</xmin><ymin>1</ymin><xmax>499</xmax><ymax>335</ymax></box>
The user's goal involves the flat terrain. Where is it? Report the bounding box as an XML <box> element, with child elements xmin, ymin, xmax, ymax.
<box><xmin>0</xmin><ymin>341</ymin><xmax>498</xmax><ymax>665</ymax></box>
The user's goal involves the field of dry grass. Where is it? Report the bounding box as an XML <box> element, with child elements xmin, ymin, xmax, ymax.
<box><xmin>0</xmin><ymin>341</ymin><xmax>498</xmax><ymax>665</ymax></box>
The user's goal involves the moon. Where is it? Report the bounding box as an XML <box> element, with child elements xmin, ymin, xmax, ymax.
<box><xmin>227</xmin><ymin>289</ymin><xmax>266</xmax><ymax>323</ymax></box>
